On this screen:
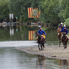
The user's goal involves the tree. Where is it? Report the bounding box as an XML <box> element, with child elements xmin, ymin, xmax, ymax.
<box><xmin>64</xmin><ymin>18</ymin><xmax>69</xmax><ymax>26</ymax></box>
<box><xmin>40</xmin><ymin>0</ymin><xmax>60</xmax><ymax>25</ymax></box>
<box><xmin>0</xmin><ymin>0</ymin><xmax>10</xmax><ymax>22</ymax></box>
<box><xmin>8</xmin><ymin>0</ymin><xmax>41</xmax><ymax>22</ymax></box>
<box><xmin>58</xmin><ymin>0</ymin><xmax>69</xmax><ymax>22</ymax></box>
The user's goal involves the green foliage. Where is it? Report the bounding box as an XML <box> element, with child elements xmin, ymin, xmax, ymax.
<box><xmin>40</xmin><ymin>0</ymin><xmax>60</xmax><ymax>25</ymax></box>
<box><xmin>8</xmin><ymin>0</ymin><xmax>41</xmax><ymax>23</ymax></box>
<box><xmin>1</xmin><ymin>0</ymin><xmax>69</xmax><ymax>26</ymax></box>
<box><xmin>58</xmin><ymin>0</ymin><xmax>69</xmax><ymax>22</ymax></box>
<box><xmin>64</xmin><ymin>18</ymin><xmax>69</xmax><ymax>26</ymax></box>
<box><xmin>0</xmin><ymin>0</ymin><xmax>10</xmax><ymax>22</ymax></box>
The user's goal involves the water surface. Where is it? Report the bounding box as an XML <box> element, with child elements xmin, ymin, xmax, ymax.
<box><xmin>0</xmin><ymin>26</ymin><xmax>69</xmax><ymax>69</ymax></box>
<box><xmin>0</xmin><ymin>47</ymin><xmax>69</xmax><ymax>69</ymax></box>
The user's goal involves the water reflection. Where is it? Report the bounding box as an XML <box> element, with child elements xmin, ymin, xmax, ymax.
<box><xmin>36</xmin><ymin>55</ymin><xmax>46</xmax><ymax>69</ymax></box>
<box><xmin>59</xmin><ymin>59</ymin><xmax>68</xmax><ymax>69</ymax></box>
<box><xmin>10</xmin><ymin>26</ymin><xmax>14</xmax><ymax>36</ymax></box>
<box><xmin>0</xmin><ymin>26</ymin><xmax>29</xmax><ymax>41</ymax></box>
<box><xmin>0</xmin><ymin>26</ymin><xmax>58</xmax><ymax>41</ymax></box>
<box><xmin>36</xmin><ymin>56</ymin><xmax>69</xmax><ymax>69</ymax></box>
<box><xmin>0</xmin><ymin>47</ymin><xmax>69</xmax><ymax>69</ymax></box>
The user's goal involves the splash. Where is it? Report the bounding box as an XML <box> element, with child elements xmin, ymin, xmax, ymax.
<box><xmin>0</xmin><ymin>41</ymin><xmax>38</xmax><ymax>47</ymax></box>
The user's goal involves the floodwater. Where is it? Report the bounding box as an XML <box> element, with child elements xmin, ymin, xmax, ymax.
<box><xmin>0</xmin><ymin>26</ymin><xmax>69</xmax><ymax>69</ymax></box>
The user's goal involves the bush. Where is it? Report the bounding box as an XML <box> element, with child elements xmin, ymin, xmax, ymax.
<box><xmin>64</xmin><ymin>18</ymin><xmax>69</xmax><ymax>26</ymax></box>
